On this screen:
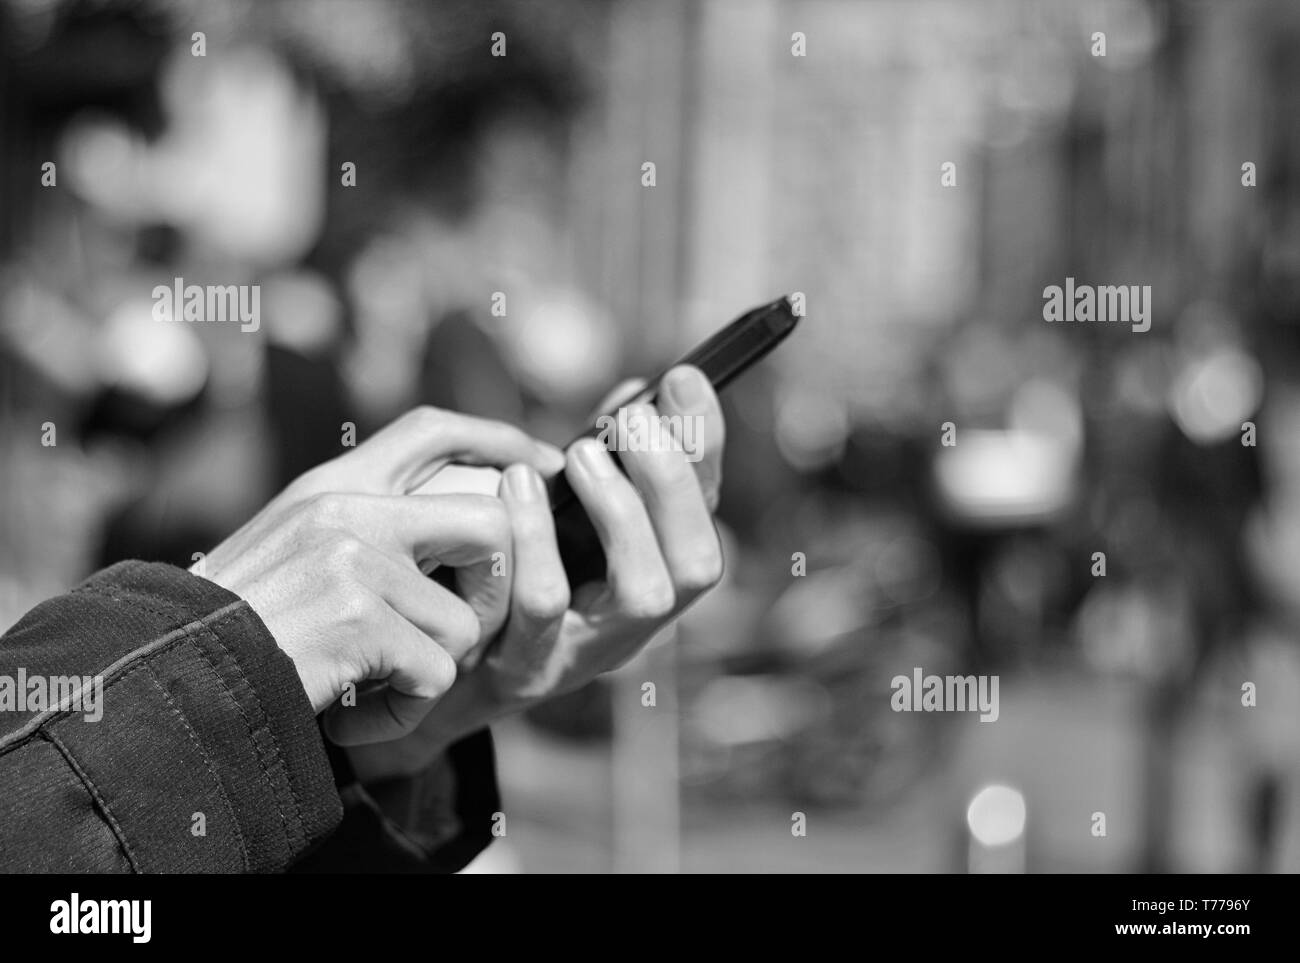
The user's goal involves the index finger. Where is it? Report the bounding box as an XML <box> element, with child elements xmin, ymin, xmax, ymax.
<box><xmin>329</xmin><ymin>407</ymin><xmax>566</xmax><ymax>495</ymax></box>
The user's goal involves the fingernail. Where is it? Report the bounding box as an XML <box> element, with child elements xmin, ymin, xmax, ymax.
<box><xmin>663</xmin><ymin>366</ymin><xmax>705</xmax><ymax>409</ymax></box>
<box><xmin>504</xmin><ymin>464</ymin><xmax>542</xmax><ymax>502</ymax></box>
<box><xmin>537</xmin><ymin>443</ymin><xmax>567</xmax><ymax>476</ymax></box>
<box><xmin>574</xmin><ymin>438</ymin><xmax>616</xmax><ymax>477</ymax></box>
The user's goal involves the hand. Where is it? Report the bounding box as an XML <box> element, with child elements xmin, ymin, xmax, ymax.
<box><xmin>351</xmin><ymin>365</ymin><xmax>724</xmax><ymax>778</ymax></box>
<box><xmin>197</xmin><ymin>407</ymin><xmax>564</xmax><ymax>745</ymax></box>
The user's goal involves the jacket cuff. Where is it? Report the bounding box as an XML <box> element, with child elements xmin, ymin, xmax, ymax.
<box><xmin>23</xmin><ymin>561</ymin><xmax>341</xmax><ymax>872</ymax></box>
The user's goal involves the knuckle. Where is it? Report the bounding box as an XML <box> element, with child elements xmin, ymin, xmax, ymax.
<box><xmin>620</xmin><ymin>582</ymin><xmax>677</xmax><ymax>621</ymax></box>
<box><xmin>676</xmin><ymin>546</ymin><xmax>725</xmax><ymax>595</ymax></box>
<box><xmin>336</xmin><ymin>590</ymin><xmax>378</xmax><ymax>630</ymax></box>
<box><xmin>304</xmin><ymin>492</ymin><xmax>349</xmax><ymax>527</ymax></box>
<box><xmin>424</xmin><ymin>646</ymin><xmax>458</xmax><ymax>697</ymax></box>
<box><xmin>325</xmin><ymin>534</ymin><xmax>367</xmax><ymax>572</ymax></box>
<box><xmin>445</xmin><ymin>602</ymin><xmax>482</xmax><ymax>654</ymax></box>
<box><xmin>519</xmin><ymin>580</ymin><xmax>570</xmax><ymax>622</ymax></box>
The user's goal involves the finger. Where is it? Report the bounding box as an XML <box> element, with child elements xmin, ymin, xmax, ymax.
<box><xmin>617</xmin><ymin>403</ymin><xmax>724</xmax><ymax>603</ymax></box>
<box><xmin>332</xmin><ymin>408</ymin><xmax>566</xmax><ymax>494</ymax></box>
<box><xmin>322</xmin><ymin>605</ymin><xmax>457</xmax><ymax>745</ymax></box>
<box><xmin>409</xmin><ymin>463</ymin><xmax>502</xmax><ymax>498</ymax></box>
<box><xmin>337</xmin><ymin>493</ymin><xmax>512</xmax><ymax>569</ymax></box>
<box><xmin>401</xmin><ymin>467</ymin><xmax>513</xmax><ymax>659</ymax></box>
<box><xmin>500</xmin><ymin>463</ymin><xmax>570</xmax><ymax>638</ymax></box>
<box><xmin>565</xmin><ymin>438</ymin><xmax>676</xmax><ymax>620</ymax></box>
<box><xmin>591</xmin><ymin>378</ymin><xmax>647</xmax><ymax>420</ymax></box>
<box><xmin>451</xmin><ymin>553</ymin><xmax>512</xmax><ymax>668</ymax></box>
<box><xmin>653</xmin><ymin>365</ymin><xmax>723</xmax><ymax>510</ymax></box>
<box><xmin>358</xmin><ymin>493</ymin><xmax>512</xmax><ymax>646</ymax></box>
<box><xmin>356</xmin><ymin>544</ymin><xmax>487</xmax><ymax>660</ymax></box>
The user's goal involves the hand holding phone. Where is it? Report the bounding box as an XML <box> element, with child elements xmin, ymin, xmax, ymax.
<box><xmin>367</xmin><ymin>296</ymin><xmax>802</xmax><ymax>767</ymax></box>
<box><xmin>552</xmin><ymin>295</ymin><xmax>801</xmax><ymax>586</ymax></box>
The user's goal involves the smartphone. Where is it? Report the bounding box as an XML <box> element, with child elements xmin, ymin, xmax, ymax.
<box><xmin>551</xmin><ymin>295</ymin><xmax>802</xmax><ymax>586</ymax></box>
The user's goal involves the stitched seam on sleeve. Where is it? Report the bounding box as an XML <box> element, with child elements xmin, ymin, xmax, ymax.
<box><xmin>4</xmin><ymin>575</ymin><xmax>317</xmax><ymax>866</ymax></box>
<box><xmin>0</xmin><ymin>599</ymin><xmax>247</xmax><ymax>754</ymax></box>
<box><xmin>140</xmin><ymin>663</ymin><xmax>251</xmax><ymax>872</ymax></box>
<box><xmin>204</xmin><ymin>616</ymin><xmax>308</xmax><ymax>852</ymax></box>
<box><xmin>42</xmin><ymin>729</ymin><xmax>142</xmax><ymax>873</ymax></box>
<box><xmin>187</xmin><ymin>624</ymin><xmax>300</xmax><ymax>860</ymax></box>
<box><xmin>90</xmin><ymin>582</ymin><xmax>309</xmax><ymax>857</ymax></box>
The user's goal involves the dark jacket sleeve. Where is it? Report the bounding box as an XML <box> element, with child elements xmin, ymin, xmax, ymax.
<box><xmin>0</xmin><ymin>560</ymin><xmax>342</xmax><ymax>872</ymax></box>
<box><xmin>0</xmin><ymin>560</ymin><xmax>501</xmax><ymax>874</ymax></box>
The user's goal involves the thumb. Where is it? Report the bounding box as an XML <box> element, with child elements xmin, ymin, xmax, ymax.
<box><xmin>322</xmin><ymin>613</ymin><xmax>458</xmax><ymax>745</ymax></box>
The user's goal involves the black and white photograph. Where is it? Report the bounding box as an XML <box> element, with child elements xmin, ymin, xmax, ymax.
<box><xmin>0</xmin><ymin>0</ymin><xmax>1293</xmax><ymax>937</ymax></box>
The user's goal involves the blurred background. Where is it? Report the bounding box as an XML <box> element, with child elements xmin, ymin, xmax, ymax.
<box><xmin>3</xmin><ymin>0</ymin><xmax>1300</xmax><ymax>873</ymax></box>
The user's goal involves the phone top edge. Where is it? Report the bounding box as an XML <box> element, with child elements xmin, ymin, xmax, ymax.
<box><xmin>544</xmin><ymin>296</ymin><xmax>803</xmax><ymax>510</ymax></box>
